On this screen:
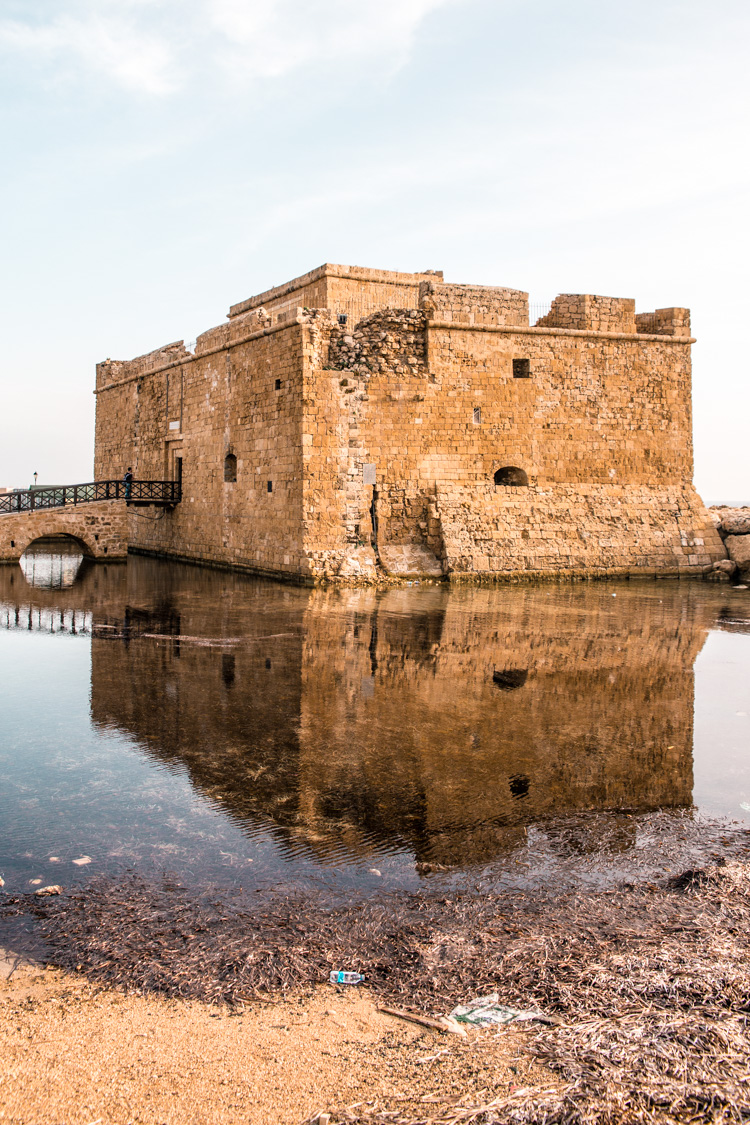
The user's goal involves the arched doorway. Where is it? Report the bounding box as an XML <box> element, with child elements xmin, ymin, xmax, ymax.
<box><xmin>493</xmin><ymin>466</ymin><xmax>529</xmax><ymax>486</ymax></box>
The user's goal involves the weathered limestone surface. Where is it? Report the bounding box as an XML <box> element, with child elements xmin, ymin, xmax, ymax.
<box><xmin>93</xmin><ymin>263</ymin><xmax>724</xmax><ymax>582</ymax></box>
<box><xmin>726</xmin><ymin>535</ymin><xmax>750</xmax><ymax>578</ymax></box>
<box><xmin>711</xmin><ymin>507</ymin><xmax>750</xmax><ymax>536</ymax></box>
<box><xmin>0</xmin><ymin>501</ymin><xmax>128</xmax><ymax>561</ymax></box>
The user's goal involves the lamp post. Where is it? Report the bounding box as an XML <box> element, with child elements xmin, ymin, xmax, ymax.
<box><xmin>33</xmin><ymin>472</ymin><xmax>38</xmax><ymax>489</ymax></box>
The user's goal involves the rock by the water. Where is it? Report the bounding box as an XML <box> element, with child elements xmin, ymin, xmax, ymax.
<box><xmin>704</xmin><ymin>558</ymin><xmax>738</xmax><ymax>582</ymax></box>
<box><xmin>709</xmin><ymin>507</ymin><xmax>750</xmax><ymax>536</ymax></box>
<box><xmin>726</xmin><ymin>535</ymin><xmax>750</xmax><ymax>576</ymax></box>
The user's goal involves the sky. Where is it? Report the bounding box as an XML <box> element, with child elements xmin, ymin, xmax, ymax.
<box><xmin>0</xmin><ymin>0</ymin><xmax>748</xmax><ymax>500</ymax></box>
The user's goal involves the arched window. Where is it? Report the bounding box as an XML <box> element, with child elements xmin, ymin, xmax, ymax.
<box><xmin>494</xmin><ymin>466</ymin><xmax>528</xmax><ymax>486</ymax></box>
<box><xmin>224</xmin><ymin>452</ymin><xmax>237</xmax><ymax>482</ymax></box>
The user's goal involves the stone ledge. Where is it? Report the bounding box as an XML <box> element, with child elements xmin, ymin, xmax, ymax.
<box><xmin>426</xmin><ymin>319</ymin><xmax>696</xmax><ymax>344</ymax></box>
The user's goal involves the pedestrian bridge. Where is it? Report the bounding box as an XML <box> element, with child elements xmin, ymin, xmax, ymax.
<box><xmin>0</xmin><ymin>479</ymin><xmax>180</xmax><ymax>562</ymax></box>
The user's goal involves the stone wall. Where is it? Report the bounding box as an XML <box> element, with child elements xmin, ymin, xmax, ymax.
<box><xmin>434</xmin><ymin>482</ymin><xmax>718</xmax><ymax>578</ymax></box>
<box><xmin>95</xmin><ymin>314</ymin><xmax>312</xmax><ymax>579</ymax></box>
<box><xmin>300</xmin><ymin>301</ymin><xmax>725</xmax><ymax>578</ymax></box>
<box><xmin>0</xmin><ymin>500</ymin><xmax>129</xmax><ymax>561</ymax></box>
<box><xmin>635</xmin><ymin>308</ymin><xmax>691</xmax><ymax>337</ymax></box>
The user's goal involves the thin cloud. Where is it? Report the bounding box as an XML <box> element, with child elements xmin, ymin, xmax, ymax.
<box><xmin>210</xmin><ymin>0</ymin><xmax>459</xmax><ymax>79</ymax></box>
<box><xmin>0</xmin><ymin>0</ymin><xmax>458</xmax><ymax>95</ymax></box>
<box><xmin>0</xmin><ymin>8</ymin><xmax>181</xmax><ymax>95</ymax></box>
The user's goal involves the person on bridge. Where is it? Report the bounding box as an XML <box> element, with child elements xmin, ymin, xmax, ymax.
<box><xmin>123</xmin><ymin>467</ymin><xmax>133</xmax><ymax>500</ymax></box>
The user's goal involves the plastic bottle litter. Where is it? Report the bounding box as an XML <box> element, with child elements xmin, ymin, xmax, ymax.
<box><xmin>329</xmin><ymin>970</ymin><xmax>364</xmax><ymax>985</ymax></box>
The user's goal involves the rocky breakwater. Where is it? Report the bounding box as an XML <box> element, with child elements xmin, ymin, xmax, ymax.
<box><xmin>708</xmin><ymin>507</ymin><xmax>750</xmax><ymax>583</ymax></box>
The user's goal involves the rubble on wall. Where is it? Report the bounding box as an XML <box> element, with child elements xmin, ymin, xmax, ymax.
<box><xmin>326</xmin><ymin>309</ymin><xmax>426</xmax><ymax>376</ymax></box>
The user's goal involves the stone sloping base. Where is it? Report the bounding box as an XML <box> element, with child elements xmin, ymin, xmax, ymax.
<box><xmin>433</xmin><ymin>483</ymin><xmax>726</xmax><ymax>578</ymax></box>
<box><xmin>379</xmin><ymin>544</ymin><xmax>444</xmax><ymax>577</ymax></box>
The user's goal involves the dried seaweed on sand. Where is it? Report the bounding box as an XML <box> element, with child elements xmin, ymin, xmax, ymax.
<box><xmin>5</xmin><ymin>860</ymin><xmax>750</xmax><ymax>1122</ymax></box>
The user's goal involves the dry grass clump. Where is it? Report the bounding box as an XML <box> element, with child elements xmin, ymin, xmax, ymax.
<box><xmin>4</xmin><ymin>860</ymin><xmax>750</xmax><ymax>1122</ymax></box>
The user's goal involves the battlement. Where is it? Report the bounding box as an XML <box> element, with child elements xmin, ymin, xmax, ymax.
<box><xmin>419</xmin><ymin>281</ymin><xmax>528</xmax><ymax>327</ymax></box>
<box><xmin>535</xmin><ymin>294</ymin><xmax>636</xmax><ymax>334</ymax></box>
<box><xmin>228</xmin><ymin>263</ymin><xmax>444</xmax><ymax>327</ymax></box>
<box><xmin>635</xmin><ymin>308</ymin><xmax>692</xmax><ymax>337</ymax></box>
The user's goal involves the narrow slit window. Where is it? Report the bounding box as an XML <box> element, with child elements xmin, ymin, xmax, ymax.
<box><xmin>267</xmin><ymin>480</ymin><xmax>273</xmax><ymax>493</ymax></box>
<box><xmin>473</xmin><ymin>407</ymin><xmax>482</xmax><ymax>425</ymax></box>
<box><xmin>513</xmin><ymin>358</ymin><xmax>531</xmax><ymax>379</ymax></box>
<box><xmin>224</xmin><ymin>452</ymin><xmax>237</xmax><ymax>482</ymax></box>
<box><xmin>275</xmin><ymin>378</ymin><xmax>281</xmax><ymax>390</ymax></box>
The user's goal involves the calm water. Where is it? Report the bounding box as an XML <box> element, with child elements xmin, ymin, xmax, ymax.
<box><xmin>1</xmin><ymin>545</ymin><xmax>750</xmax><ymax>900</ymax></box>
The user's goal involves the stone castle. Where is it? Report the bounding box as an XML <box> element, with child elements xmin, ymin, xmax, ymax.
<box><xmin>91</xmin><ymin>262</ymin><xmax>724</xmax><ymax>582</ymax></box>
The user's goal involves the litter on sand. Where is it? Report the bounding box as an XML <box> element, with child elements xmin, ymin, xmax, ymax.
<box><xmin>329</xmin><ymin>970</ymin><xmax>364</xmax><ymax>985</ymax></box>
<box><xmin>449</xmin><ymin>993</ymin><xmax>558</xmax><ymax>1027</ymax></box>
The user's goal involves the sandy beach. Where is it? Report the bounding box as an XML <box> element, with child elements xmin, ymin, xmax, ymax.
<box><xmin>0</xmin><ymin>954</ymin><xmax>544</xmax><ymax>1125</ymax></box>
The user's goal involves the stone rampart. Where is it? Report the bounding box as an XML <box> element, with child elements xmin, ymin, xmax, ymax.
<box><xmin>0</xmin><ymin>500</ymin><xmax>129</xmax><ymax>561</ymax></box>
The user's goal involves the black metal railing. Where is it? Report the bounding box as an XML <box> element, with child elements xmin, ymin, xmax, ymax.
<box><xmin>0</xmin><ymin>479</ymin><xmax>181</xmax><ymax>515</ymax></box>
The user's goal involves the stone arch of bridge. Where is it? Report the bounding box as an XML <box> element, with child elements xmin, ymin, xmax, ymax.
<box><xmin>20</xmin><ymin>532</ymin><xmax>97</xmax><ymax>559</ymax></box>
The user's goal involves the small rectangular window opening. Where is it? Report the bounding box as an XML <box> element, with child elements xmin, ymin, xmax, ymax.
<box><xmin>513</xmin><ymin>358</ymin><xmax>531</xmax><ymax>379</ymax></box>
<box><xmin>275</xmin><ymin>378</ymin><xmax>281</xmax><ymax>390</ymax></box>
<box><xmin>267</xmin><ymin>480</ymin><xmax>273</xmax><ymax>493</ymax></box>
<box><xmin>473</xmin><ymin>407</ymin><xmax>482</xmax><ymax>425</ymax></box>
<box><xmin>338</xmin><ymin>314</ymin><xmax>348</xmax><ymax>325</ymax></box>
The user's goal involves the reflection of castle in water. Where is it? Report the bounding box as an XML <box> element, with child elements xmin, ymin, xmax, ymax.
<box><xmin>1</xmin><ymin>556</ymin><xmax>741</xmax><ymax>868</ymax></box>
<box><xmin>89</xmin><ymin>561</ymin><xmax>716</xmax><ymax>867</ymax></box>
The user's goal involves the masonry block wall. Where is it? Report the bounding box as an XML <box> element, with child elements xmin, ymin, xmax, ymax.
<box><xmin>93</xmin><ymin>262</ymin><xmax>725</xmax><ymax>581</ymax></box>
